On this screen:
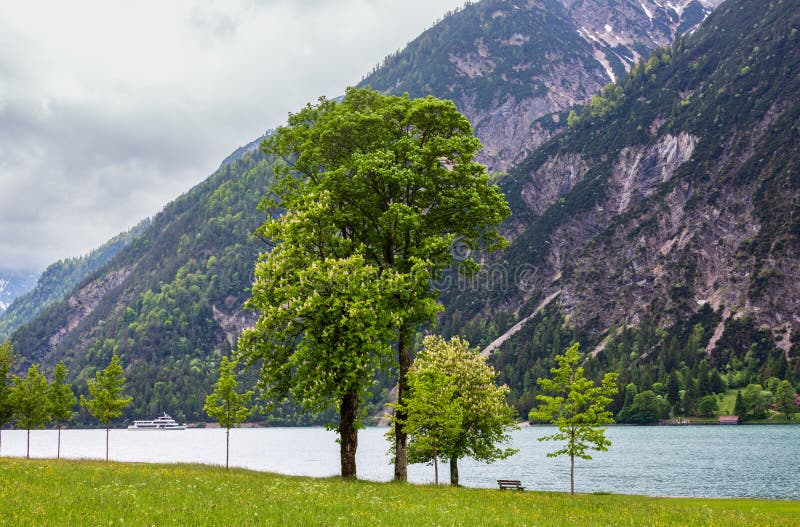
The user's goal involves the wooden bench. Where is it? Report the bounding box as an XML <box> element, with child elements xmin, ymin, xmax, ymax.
<box><xmin>497</xmin><ymin>479</ymin><xmax>524</xmax><ymax>490</ymax></box>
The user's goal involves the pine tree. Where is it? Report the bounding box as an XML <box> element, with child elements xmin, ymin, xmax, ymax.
<box><xmin>734</xmin><ymin>389</ymin><xmax>747</xmax><ymax>421</ymax></box>
<box><xmin>666</xmin><ymin>370</ymin><xmax>681</xmax><ymax>412</ymax></box>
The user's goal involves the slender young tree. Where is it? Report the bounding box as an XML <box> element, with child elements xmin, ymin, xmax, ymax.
<box><xmin>263</xmin><ymin>87</ymin><xmax>510</xmax><ymax>480</ymax></box>
<box><xmin>46</xmin><ymin>361</ymin><xmax>76</xmax><ymax>459</ymax></box>
<box><xmin>391</xmin><ymin>335</ymin><xmax>517</xmax><ymax>486</ymax></box>
<box><xmin>204</xmin><ymin>355</ymin><xmax>254</xmax><ymax>469</ymax></box>
<box><xmin>530</xmin><ymin>343</ymin><xmax>619</xmax><ymax>495</ymax></box>
<box><xmin>9</xmin><ymin>364</ymin><xmax>49</xmax><ymax>459</ymax></box>
<box><xmin>0</xmin><ymin>341</ymin><xmax>14</xmax><ymax>456</ymax></box>
<box><xmin>80</xmin><ymin>355</ymin><xmax>133</xmax><ymax>461</ymax></box>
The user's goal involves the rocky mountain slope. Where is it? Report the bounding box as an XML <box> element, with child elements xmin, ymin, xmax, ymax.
<box><xmin>361</xmin><ymin>0</ymin><xmax>722</xmax><ymax>172</ymax></box>
<box><xmin>441</xmin><ymin>0</ymin><xmax>800</xmax><ymax>413</ymax></box>
<box><xmin>0</xmin><ymin>223</ymin><xmax>148</xmax><ymax>340</ymax></box>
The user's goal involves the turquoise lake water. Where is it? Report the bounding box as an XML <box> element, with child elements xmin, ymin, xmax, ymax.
<box><xmin>2</xmin><ymin>425</ymin><xmax>798</xmax><ymax>499</ymax></box>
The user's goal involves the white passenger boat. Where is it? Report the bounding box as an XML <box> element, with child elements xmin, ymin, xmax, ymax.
<box><xmin>127</xmin><ymin>413</ymin><xmax>186</xmax><ymax>430</ymax></box>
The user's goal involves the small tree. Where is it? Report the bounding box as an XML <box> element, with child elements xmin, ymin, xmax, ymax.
<box><xmin>0</xmin><ymin>341</ymin><xmax>15</xmax><ymax>456</ymax></box>
<box><xmin>9</xmin><ymin>364</ymin><xmax>49</xmax><ymax>459</ymax></box>
<box><xmin>742</xmin><ymin>383</ymin><xmax>767</xmax><ymax>419</ymax></box>
<box><xmin>734</xmin><ymin>389</ymin><xmax>747</xmax><ymax>421</ymax></box>
<box><xmin>530</xmin><ymin>343</ymin><xmax>619</xmax><ymax>495</ymax></box>
<box><xmin>47</xmin><ymin>361</ymin><xmax>77</xmax><ymax>459</ymax></box>
<box><xmin>80</xmin><ymin>355</ymin><xmax>133</xmax><ymax>461</ymax></box>
<box><xmin>698</xmin><ymin>395</ymin><xmax>719</xmax><ymax>417</ymax></box>
<box><xmin>774</xmin><ymin>380</ymin><xmax>796</xmax><ymax>421</ymax></box>
<box><xmin>666</xmin><ymin>370</ymin><xmax>681</xmax><ymax>412</ymax></box>
<box><xmin>204</xmin><ymin>355</ymin><xmax>254</xmax><ymax>469</ymax></box>
<box><xmin>391</xmin><ymin>335</ymin><xmax>517</xmax><ymax>486</ymax></box>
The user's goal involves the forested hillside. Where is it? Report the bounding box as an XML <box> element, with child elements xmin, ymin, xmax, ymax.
<box><xmin>444</xmin><ymin>0</ymin><xmax>800</xmax><ymax>418</ymax></box>
<box><xmin>0</xmin><ymin>223</ymin><xmax>148</xmax><ymax>340</ymax></box>
<box><xmin>10</xmin><ymin>152</ymin><xmax>274</xmax><ymax>423</ymax></box>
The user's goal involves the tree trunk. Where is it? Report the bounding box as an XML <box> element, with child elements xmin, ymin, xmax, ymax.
<box><xmin>26</xmin><ymin>428</ymin><xmax>30</xmax><ymax>459</ymax></box>
<box><xmin>569</xmin><ymin>426</ymin><xmax>576</xmax><ymax>495</ymax></box>
<box><xmin>450</xmin><ymin>456</ymin><xmax>459</xmax><ymax>487</ymax></box>
<box><xmin>570</xmin><ymin>452</ymin><xmax>575</xmax><ymax>495</ymax></box>
<box><xmin>226</xmin><ymin>427</ymin><xmax>230</xmax><ymax>469</ymax></box>
<box><xmin>434</xmin><ymin>452</ymin><xmax>439</xmax><ymax>485</ymax></box>
<box><xmin>105</xmin><ymin>426</ymin><xmax>110</xmax><ymax>462</ymax></box>
<box><xmin>394</xmin><ymin>324</ymin><xmax>411</xmax><ymax>482</ymax></box>
<box><xmin>339</xmin><ymin>387</ymin><xmax>359</xmax><ymax>479</ymax></box>
<box><xmin>57</xmin><ymin>424</ymin><xmax>62</xmax><ymax>460</ymax></box>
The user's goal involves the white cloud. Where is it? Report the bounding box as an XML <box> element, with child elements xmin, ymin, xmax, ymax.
<box><xmin>0</xmin><ymin>0</ymin><xmax>464</xmax><ymax>272</ymax></box>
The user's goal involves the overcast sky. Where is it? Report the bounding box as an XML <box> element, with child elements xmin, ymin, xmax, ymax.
<box><xmin>0</xmin><ymin>0</ymin><xmax>465</xmax><ymax>274</ymax></box>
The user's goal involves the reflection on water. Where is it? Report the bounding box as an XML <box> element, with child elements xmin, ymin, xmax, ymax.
<box><xmin>2</xmin><ymin>425</ymin><xmax>798</xmax><ymax>499</ymax></box>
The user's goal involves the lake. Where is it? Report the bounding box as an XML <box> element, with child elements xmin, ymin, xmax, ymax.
<box><xmin>2</xmin><ymin>425</ymin><xmax>798</xmax><ymax>499</ymax></box>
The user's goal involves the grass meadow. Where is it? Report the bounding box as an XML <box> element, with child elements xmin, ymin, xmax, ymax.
<box><xmin>2</xmin><ymin>458</ymin><xmax>799</xmax><ymax>526</ymax></box>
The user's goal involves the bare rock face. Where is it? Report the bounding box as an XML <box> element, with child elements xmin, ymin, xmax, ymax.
<box><xmin>361</xmin><ymin>0</ymin><xmax>718</xmax><ymax>173</ymax></box>
<box><xmin>43</xmin><ymin>267</ymin><xmax>131</xmax><ymax>360</ymax></box>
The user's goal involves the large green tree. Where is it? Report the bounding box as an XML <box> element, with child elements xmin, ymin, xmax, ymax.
<box><xmin>0</xmin><ymin>341</ymin><xmax>14</xmax><ymax>456</ymax></box>
<box><xmin>80</xmin><ymin>355</ymin><xmax>133</xmax><ymax>461</ymax></box>
<box><xmin>204</xmin><ymin>355</ymin><xmax>254</xmax><ymax>469</ymax></box>
<box><xmin>46</xmin><ymin>361</ymin><xmax>77</xmax><ymax>459</ymax></box>
<box><xmin>262</xmin><ymin>87</ymin><xmax>510</xmax><ymax>481</ymax></box>
<box><xmin>391</xmin><ymin>335</ymin><xmax>517</xmax><ymax>486</ymax></box>
<box><xmin>9</xmin><ymin>364</ymin><xmax>49</xmax><ymax>459</ymax></box>
<box><xmin>239</xmin><ymin>201</ymin><xmax>395</xmax><ymax>478</ymax></box>
<box><xmin>530</xmin><ymin>343</ymin><xmax>619</xmax><ymax>495</ymax></box>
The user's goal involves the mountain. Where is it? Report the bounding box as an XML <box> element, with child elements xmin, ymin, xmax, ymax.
<box><xmin>0</xmin><ymin>223</ymin><xmax>148</xmax><ymax>341</ymax></box>
<box><xmin>360</xmin><ymin>0</ymin><xmax>722</xmax><ymax>172</ymax></box>
<box><xmin>13</xmin><ymin>0</ymin><xmax>800</xmax><ymax>422</ymax></box>
<box><xmin>437</xmin><ymin>0</ymin><xmax>800</xmax><ymax>415</ymax></box>
<box><xmin>0</xmin><ymin>271</ymin><xmax>38</xmax><ymax>314</ymax></box>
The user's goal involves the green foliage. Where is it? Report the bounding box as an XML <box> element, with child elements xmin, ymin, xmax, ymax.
<box><xmin>530</xmin><ymin>343</ymin><xmax>619</xmax><ymax>494</ymax></box>
<box><xmin>698</xmin><ymin>395</ymin><xmax>719</xmax><ymax>417</ymax></box>
<box><xmin>734</xmin><ymin>390</ymin><xmax>747</xmax><ymax>421</ymax></box>
<box><xmin>9</xmin><ymin>364</ymin><xmax>49</xmax><ymax>430</ymax></box>
<box><xmin>9</xmin><ymin>364</ymin><xmax>49</xmax><ymax>458</ymax></box>
<box><xmin>47</xmin><ymin>361</ymin><xmax>76</xmax><ymax>425</ymax></box>
<box><xmin>204</xmin><ymin>356</ymin><xmax>253</xmax><ymax>430</ymax></box>
<box><xmin>741</xmin><ymin>384</ymin><xmax>767</xmax><ymax>420</ymax></box>
<box><xmin>260</xmin><ymin>86</ymin><xmax>509</xmax><ymax>479</ymax></box>
<box><xmin>81</xmin><ymin>355</ymin><xmax>133</xmax><ymax>428</ymax></box>
<box><xmin>204</xmin><ymin>355</ymin><xmax>254</xmax><ymax>469</ymax></box>
<box><xmin>774</xmin><ymin>380</ymin><xmax>796</xmax><ymax>421</ymax></box>
<box><xmin>391</xmin><ymin>335</ymin><xmax>517</xmax><ymax>485</ymax></box>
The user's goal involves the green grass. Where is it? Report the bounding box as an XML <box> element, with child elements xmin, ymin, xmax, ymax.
<box><xmin>2</xmin><ymin>459</ymin><xmax>799</xmax><ymax>526</ymax></box>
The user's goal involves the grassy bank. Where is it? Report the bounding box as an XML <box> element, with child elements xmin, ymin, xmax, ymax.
<box><xmin>1</xmin><ymin>459</ymin><xmax>798</xmax><ymax>526</ymax></box>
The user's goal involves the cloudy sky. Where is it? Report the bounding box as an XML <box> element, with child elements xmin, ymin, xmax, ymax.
<box><xmin>0</xmin><ymin>0</ymin><xmax>465</xmax><ymax>274</ymax></box>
